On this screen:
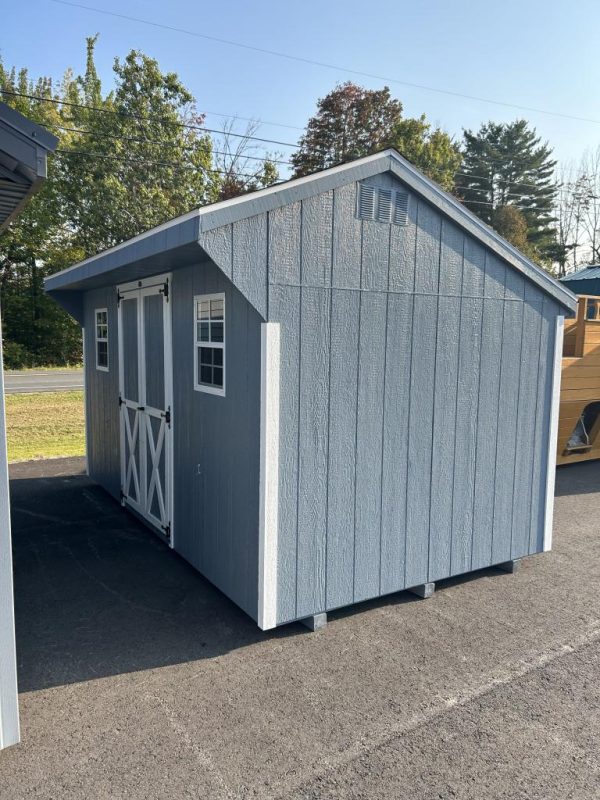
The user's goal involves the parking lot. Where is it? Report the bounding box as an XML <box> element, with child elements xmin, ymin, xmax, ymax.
<box><xmin>1</xmin><ymin>456</ymin><xmax>599</xmax><ymax>799</ymax></box>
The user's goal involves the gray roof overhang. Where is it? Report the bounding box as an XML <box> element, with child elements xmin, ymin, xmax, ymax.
<box><xmin>0</xmin><ymin>101</ymin><xmax>58</xmax><ymax>231</ymax></box>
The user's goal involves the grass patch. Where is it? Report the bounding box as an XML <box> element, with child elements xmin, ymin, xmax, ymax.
<box><xmin>5</xmin><ymin>391</ymin><xmax>85</xmax><ymax>462</ymax></box>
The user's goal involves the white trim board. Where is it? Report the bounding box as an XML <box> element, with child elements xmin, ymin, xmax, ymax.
<box><xmin>544</xmin><ymin>314</ymin><xmax>564</xmax><ymax>552</ymax></box>
<box><xmin>0</xmin><ymin>313</ymin><xmax>19</xmax><ymax>749</ymax></box>
<box><xmin>258</xmin><ymin>323</ymin><xmax>280</xmax><ymax>631</ymax></box>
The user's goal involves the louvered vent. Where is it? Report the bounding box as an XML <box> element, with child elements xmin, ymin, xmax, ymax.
<box><xmin>357</xmin><ymin>184</ymin><xmax>409</xmax><ymax>226</ymax></box>
<box><xmin>358</xmin><ymin>184</ymin><xmax>376</xmax><ymax>219</ymax></box>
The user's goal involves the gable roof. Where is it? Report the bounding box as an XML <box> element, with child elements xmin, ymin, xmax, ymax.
<box><xmin>0</xmin><ymin>101</ymin><xmax>58</xmax><ymax>231</ymax></box>
<box><xmin>560</xmin><ymin>265</ymin><xmax>600</xmax><ymax>284</ymax></box>
<box><xmin>45</xmin><ymin>149</ymin><xmax>577</xmax><ymax>315</ymax></box>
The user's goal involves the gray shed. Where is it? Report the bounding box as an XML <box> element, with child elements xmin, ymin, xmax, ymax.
<box><xmin>46</xmin><ymin>150</ymin><xmax>576</xmax><ymax>631</ymax></box>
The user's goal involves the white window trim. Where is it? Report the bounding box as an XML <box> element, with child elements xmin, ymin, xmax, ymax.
<box><xmin>95</xmin><ymin>308</ymin><xmax>109</xmax><ymax>372</ymax></box>
<box><xmin>193</xmin><ymin>292</ymin><xmax>226</xmax><ymax>397</ymax></box>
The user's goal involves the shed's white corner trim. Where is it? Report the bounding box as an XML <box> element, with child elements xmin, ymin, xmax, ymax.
<box><xmin>544</xmin><ymin>314</ymin><xmax>564</xmax><ymax>552</ymax></box>
<box><xmin>258</xmin><ymin>322</ymin><xmax>280</xmax><ymax>630</ymax></box>
<box><xmin>0</xmin><ymin>326</ymin><xmax>19</xmax><ymax>750</ymax></box>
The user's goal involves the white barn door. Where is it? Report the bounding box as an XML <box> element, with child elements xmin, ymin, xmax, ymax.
<box><xmin>118</xmin><ymin>274</ymin><xmax>173</xmax><ymax>544</ymax></box>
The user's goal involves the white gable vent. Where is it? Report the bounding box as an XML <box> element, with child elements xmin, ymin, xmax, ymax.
<box><xmin>357</xmin><ymin>183</ymin><xmax>409</xmax><ymax>225</ymax></box>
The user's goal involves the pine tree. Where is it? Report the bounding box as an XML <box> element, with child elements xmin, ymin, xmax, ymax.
<box><xmin>456</xmin><ymin>120</ymin><xmax>557</xmax><ymax>261</ymax></box>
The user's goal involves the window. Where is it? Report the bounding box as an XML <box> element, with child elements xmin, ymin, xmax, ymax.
<box><xmin>95</xmin><ymin>308</ymin><xmax>109</xmax><ymax>371</ymax></box>
<box><xmin>194</xmin><ymin>293</ymin><xmax>225</xmax><ymax>396</ymax></box>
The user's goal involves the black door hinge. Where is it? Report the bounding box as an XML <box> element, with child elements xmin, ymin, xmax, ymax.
<box><xmin>120</xmin><ymin>488</ymin><xmax>126</xmax><ymax>504</ymax></box>
<box><xmin>160</xmin><ymin>279</ymin><xmax>169</xmax><ymax>302</ymax></box>
<box><xmin>118</xmin><ymin>395</ymin><xmax>123</xmax><ymax>407</ymax></box>
<box><xmin>117</xmin><ymin>291</ymin><xmax>122</xmax><ymax>306</ymax></box>
<box><xmin>163</xmin><ymin>523</ymin><xmax>171</xmax><ymax>541</ymax></box>
<box><xmin>164</xmin><ymin>407</ymin><xmax>171</xmax><ymax>426</ymax></box>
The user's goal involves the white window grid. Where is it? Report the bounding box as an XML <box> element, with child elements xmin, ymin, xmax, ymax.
<box><xmin>193</xmin><ymin>293</ymin><xmax>225</xmax><ymax>396</ymax></box>
<box><xmin>95</xmin><ymin>308</ymin><xmax>109</xmax><ymax>372</ymax></box>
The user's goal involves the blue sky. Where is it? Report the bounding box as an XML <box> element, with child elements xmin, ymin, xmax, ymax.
<box><xmin>3</xmin><ymin>0</ymin><xmax>600</xmax><ymax>176</ymax></box>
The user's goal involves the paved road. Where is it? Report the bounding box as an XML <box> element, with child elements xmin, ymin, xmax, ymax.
<box><xmin>1</xmin><ymin>457</ymin><xmax>600</xmax><ymax>799</ymax></box>
<box><xmin>4</xmin><ymin>369</ymin><xmax>83</xmax><ymax>394</ymax></box>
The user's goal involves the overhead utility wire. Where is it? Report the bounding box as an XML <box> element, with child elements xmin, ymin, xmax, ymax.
<box><xmin>47</xmin><ymin>0</ymin><xmax>600</xmax><ymax>126</ymax></box>
<box><xmin>0</xmin><ymin>89</ymin><xmax>300</xmax><ymax>149</ymax></box>
<box><xmin>51</xmin><ymin>124</ymin><xmax>293</xmax><ymax>166</ymax></box>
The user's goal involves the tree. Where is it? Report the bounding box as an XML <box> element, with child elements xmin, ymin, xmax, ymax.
<box><xmin>291</xmin><ymin>82</ymin><xmax>460</xmax><ymax>189</ymax></box>
<box><xmin>213</xmin><ymin>119</ymin><xmax>279</xmax><ymax>201</ymax></box>
<box><xmin>456</xmin><ymin>120</ymin><xmax>558</xmax><ymax>262</ymax></box>
<box><xmin>491</xmin><ymin>205</ymin><xmax>539</xmax><ymax>262</ymax></box>
<box><xmin>0</xmin><ymin>37</ymin><xmax>219</xmax><ymax>366</ymax></box>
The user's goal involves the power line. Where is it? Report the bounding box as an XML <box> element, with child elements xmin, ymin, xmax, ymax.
<box><xmin>53</xmin><ymin>148</ymin><xmax>280</xmax><ymax>182</ymax></box>
<box><xmin>47</xmin><ymin>0</ymin><xmax>600</xmax><ymax>127</ymax></box>
<box><xmin>50</xmin><ymin>124</ymin><xmax>293</xmax><ymax>166</ymax></box>
<box><xmin>0</xmin><ymin>89</ymin><xmax>300</xmax><ymax>149</ymax></box>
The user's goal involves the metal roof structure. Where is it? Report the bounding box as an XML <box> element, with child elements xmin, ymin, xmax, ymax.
<box><xmin>45</xmin><ymin>149</ymin><xmax>577</xmax><ymax>315</ymax></box>
<box><xmin>0</xmin><ymin>101</ymin><xmax>58</xmax><ymax>232</ymax></box>
<box><xmin>560</xmin><ymin>265</ymin><xmax>600</xmax><ymax>283</ymax></box>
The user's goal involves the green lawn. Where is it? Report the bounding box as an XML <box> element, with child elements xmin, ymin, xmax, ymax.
<box><xmin>5</xmin><ymin>390</ymin><xmax>85</xmax><ymax>462</ymax></box>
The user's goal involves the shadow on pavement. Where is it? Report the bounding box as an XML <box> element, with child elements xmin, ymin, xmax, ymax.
<box><xmin>9</xmin><ymin>459</ymin><xmax>297</xmax><ymax>693</ymax></box>
<box><xmin>554</xmin><ymin>459</ymin><xmax>600</xmax><ymax>496</ymax></box>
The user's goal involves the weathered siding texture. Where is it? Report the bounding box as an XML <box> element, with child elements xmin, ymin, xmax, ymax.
<box><xmin>262</xmin><ymin>175</ymin><xmax>558</xmax><ymax>625</ymax></box>
<box><xmin>171</xmin><ymin>260</ymin><xmax>262</xmax><ymax>620</ymax></box>
<box><xmin>83</xmin><ymin>287</ymin><xmax>120</xmax><ymax>500</ymax></box>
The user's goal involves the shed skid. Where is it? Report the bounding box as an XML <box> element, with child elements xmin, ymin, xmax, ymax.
<box><xmin>46</xmin><ymin>149</ymin><xmax>576</xmax><ymax>631</ymax></box>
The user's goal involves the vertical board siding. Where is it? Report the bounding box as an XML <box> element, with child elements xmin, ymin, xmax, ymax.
<box><xmin>361</xmin><ymin>221</ymin><xmax>390</xmax><ymax>291</ymax></box>
<box><xmin>353</xmin><ymin>292</ymin><xmax>387</xmax><ymax>601</ymax></box>
<box><xmin>380</xmin><ymin>293</ymin><xmax>413</xmax><ymax>594</ymax></box>
<box><xmin>450</xmin><ymin>297</ymin><xmax>483</xmax><ymax>576</ymax></box>
<box><xmin>511</xmin><ymin>300</ymin><xmax>543</xmax><ymax>559</ymax></box>
<box><xmin>414</xmin><ymin>200</ymin><xmax>441</xmax><ymax>293</ymax></box>
<box><xmin>171</xmin><ymin>260</ymin><xmax>261</xmax><ymax>620</ymax></box>
<box><xmin>332</xmin><ymin>183</ymin><xmax>361</xmax><ymax>288</ymax></box>
<box><xmin>405</xmin><ymin>294</ymin><xmax>437</xmax><ymax>588</ymax></box>
<box><xmin>232</xmin><ymin>214</ymin><xmax>268</xmax><ymax>318</ymax></box>
<box><xmin>492</xmin><ymin>299</ymin><xmax>525</xmax><ymax>564</ymax></box>
<box><xmin>326</xmin><ymin>289</ymin><xmax>360</xmax><ymax>609</ymax></box>
<box><xmin>438</xmin><ymin>221</ymin><xmax>464</xmax><ymax>296</ymax></box>
<box><xmin>388</xmin><ymin>195</ymin><xmax>417</xmax><ymax>292</ymax></box>
<box><xmin>429</xmin><ymin>295</ymin><xmax>461</xmax><ymax>582</ymax></box>
<box><xmin>471</xmin><ymin>299</ymin><xmax>504</xmax><ymax>571</ymax></box>
<box><xmin>263</xmin><ymin>177</ymin><xmax>562</xmax><ymax>624</ymax></box>
<box><xmin>269</xmin><ymin>283</ymin><xmax>301</xmax><ymax>624</ymax></box>
<box><xmin>84</xmin><ymin>287</ymin><xmax>120</xmax><ymax>500</ymax></box>
<box><xmin>301</xmin><ymin>191</ymin><xmax>333</xmax><ymax>287</ymax></box>
<box><xmin>268</xmin><ymin>202</ymin><xmax>301</xmax><ymax>285</ymax></box>
<box><xmin>296</xmin><ymin>287</ymin><xmax>330</xmax><ymax>618</ymax></box>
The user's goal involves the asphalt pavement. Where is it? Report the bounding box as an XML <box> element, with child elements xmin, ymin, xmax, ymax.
<box><xmin>1</xmin><ymin>456</ymin><xmax>599</xmax><ymax>799</ymax></box>
<box><xmin>4</xmin><ymin>369</ymin><xmax>83</xmax><ymax>394</ymax></box>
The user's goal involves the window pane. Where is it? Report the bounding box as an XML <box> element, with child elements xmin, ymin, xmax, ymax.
<box><xmin>211</xmin><ymin>321</ymin><xmax>223</xmax><ymax>342</ymax></box>
<box><xmin>210</xmin><ymin>298</ymin><xmax>224</xmax><ymax>320</ymax></box>
<box><xmin>199</xmin><ymin>301</ymin><xmax>210</xmax><ymax>320</ymax></box>
<box><xmin>200</xmin><ymin>365</ymin><xmax>212</xmax><ymax>384</ymax></box>
<box><xmin>213</xmin><ymin>349</ymin><xmax>223</xmax><ymax>367</ymax></box>
<box><xmin>200</xmin><ymin>347</ymin><xmax>213</xmax><ymax>366</ymax></box>
<box><xmin>97</xmin><ymin>340</ymin><xmax>108</xmax><ymax>368</ymax></box>
<box><xmin>213</xmin><ymin>367</ymin><xmax>223</xmax><ymax>387</ymax></box>
<box><xmin>198</xmin><ymin>321</ymin><xmax>209</xmax><ymax>342</ymax></box>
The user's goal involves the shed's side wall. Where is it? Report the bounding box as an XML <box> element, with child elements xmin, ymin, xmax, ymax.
<box><xmin>83</xmin><ymin>287</ymin><xmax>120</xmax><ymax>500</ymax></box>
<box><xmin>172</xmin><ymin>260</ymin><xmax>262</xmax><ymax>620</ymax></box>
<box><xmin>264</xmin><ymin>175</ymin><xmax>559</xmax><ymax>625</ymax></box>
